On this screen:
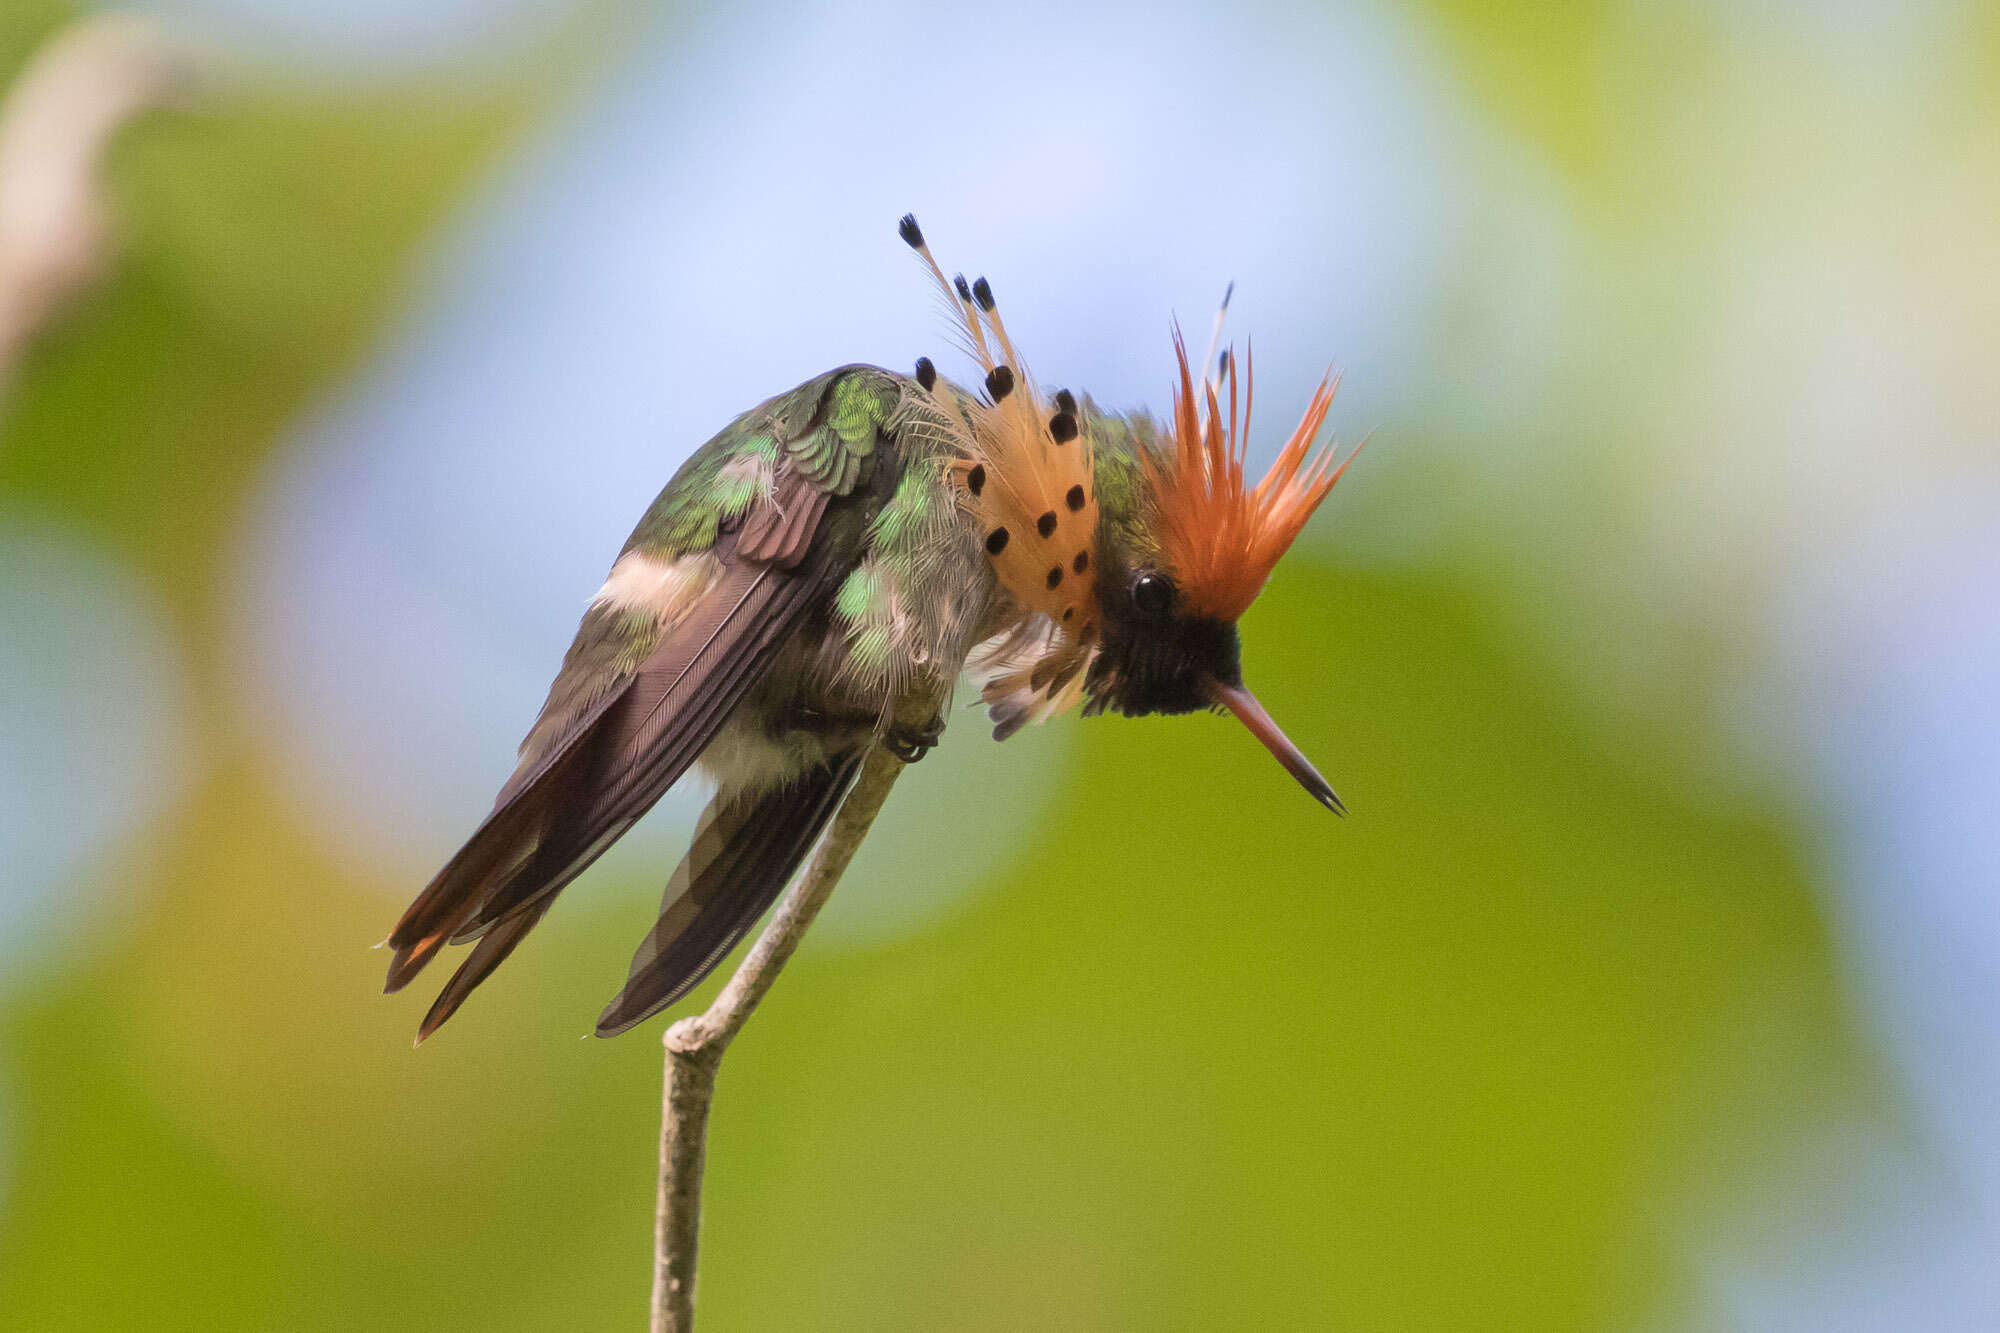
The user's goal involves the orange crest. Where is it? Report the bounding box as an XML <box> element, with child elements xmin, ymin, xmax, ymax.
<box><xmin>898</xmin><ymin>215</ymin><xmax>1101</xmax><ymax>638</ymax></box>
<box><xmin>1144</xmin><ymin>331</ymin><xmax>1355</xmax><ymax>621</ymax></box>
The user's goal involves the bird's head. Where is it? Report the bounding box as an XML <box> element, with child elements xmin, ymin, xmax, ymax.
<box><xmin>1074</xmin><ymin>335</ymin><xmax>1353</xmax><ymax>812</ymax></box>
<box><xmin>897</xmin><ymin>214</ymin><xmax>1358</xmax><ymax>812</ymax></box>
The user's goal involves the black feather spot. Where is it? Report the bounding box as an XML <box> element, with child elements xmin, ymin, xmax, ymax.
<box><xmin>985</xmin><ymin>365</ymin><xmax>1015</xmax><ymax>401</ymax></box>
<box><xmin>1036</xmin><ymin>511</ymin><xmax>1057</xmax><ymax>538</ymax></box>
<box><xmin>1063</xmin><ymin>607</ymin><xmax>1075</xmax><ymax>621</ymax></box>
<box><xmin>897</xmin><ymin>214</ymin><xmax>924</xmax><ymax>249</ymax></box>
<box><xmin>972</xmin><ymin>277</ymin><xmax>995</xmax><ymax>311</ymax></box>
<box><xmin>954</xmin><ymin>273</ymin><xmax>973</xmax><ymax>303</ymax></box>
<box><xmin>1065</xmin><ymin>484</ymin><xmax>1086</xmax><ymax>511</ymax></box>
<box><xmin>986</xmin><ymin>527</ymin><xmax>1010</xmax><ymax>555</ymax></box>
<box><xmin>1055</xmin><ymin>388</ymin><xmax>1077</xmax><ymax>415</ymax></box>
<box><xmin>914</xmin><ymin>356</ymin><xmax>937</xmax><ymax>391</ymax></box>
<box><xmin>966</xmin><ymin>464</ymin><xmax>985</xmax><ymax>496</ymax></box>
<box><xmin>1073</xmin><ymin>550</ymin><xmax>1089</xmax><ymax>574</ymax></box>
<box><xmin>1049</xmin><ymin>411</ymin><xmax>1077</xmax><ymax>443</ymax></box>
<box><xmin>1046</xmin><ymin>565</ymin><xmax>1063</xmax><ymax>590</ymax></box>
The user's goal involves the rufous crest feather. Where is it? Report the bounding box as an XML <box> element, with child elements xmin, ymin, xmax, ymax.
<box><xmin>1146</xmin><ymin>329</ymin><xmax>1355</xmax><ymax>622</ymax></box>
<box><xmin>898</xmin><ymin>215</ymin><xmax>1100</xmax><ymax>641</ymax></box>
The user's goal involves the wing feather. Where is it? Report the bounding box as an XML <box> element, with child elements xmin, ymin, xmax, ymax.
<box><xmin>385</xmin><ymin>474</ymin><xmax>841</xmax><ymax>998</ymax></box>
<box><xmin>383</xmin><ymin>659</ymin><xmax>639</xmax><ymax>990</ymax></box>
<box><xmin>414</xmin><ymin>899</ymin><xmax>553</xmax><ymax>1044</ymax></box>
<box><xmin>444</xmin><ymin>499</ymin><xmax>843</xmax><ymax>941</ymax></box>
<box><xmin>386</xmin><ymin>364</ymin><xmax>915</xmax><ymax>1038</ymax></box>
<box><xmin>595</xmin><ymin>749</ymin><xmax>865</xmax><ymax>1037</ymax></box>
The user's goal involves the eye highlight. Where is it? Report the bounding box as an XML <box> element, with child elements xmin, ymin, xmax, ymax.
<box><xmin>1131</xmin><ymin>572</ymin><xmax>1176</xmax><ymax>619</ymax></box>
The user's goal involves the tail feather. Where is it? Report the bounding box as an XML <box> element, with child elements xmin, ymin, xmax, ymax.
<box><xmin>382</xmin><ymin>729</ymin><xmax>608</xmax><ymax>994</ymax></box>
<box><xmin>414</xmin><ymin>899</ymin><xmax>555</xmax><ymax>1045</ymax></box>
<box><xmin>594</xmin><ymin>750</ymin><xmax>865</xmax><ymax>1037</ymax></box>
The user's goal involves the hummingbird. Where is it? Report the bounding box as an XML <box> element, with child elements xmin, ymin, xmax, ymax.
<box><xmin>383</xmin><ymin>215</ymin><xmax>1359</xmax><ymax>1042</ymax></box>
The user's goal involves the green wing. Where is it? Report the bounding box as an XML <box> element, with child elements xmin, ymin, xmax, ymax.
<box><xmin>385</xmin><ymin>366</ymin><xmax>910</xmax><ymax>1039</ymax></box>
<box><xmin>622</xmin><ymin>364</ymin><xmax>896</xmax><ymax>558</ymax></box>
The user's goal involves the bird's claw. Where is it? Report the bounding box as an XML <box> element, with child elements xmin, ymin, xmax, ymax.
<box><xmin>885</xmin><ymin>713</ymin><xmax>945</xmax><ymax>764</ymax></box>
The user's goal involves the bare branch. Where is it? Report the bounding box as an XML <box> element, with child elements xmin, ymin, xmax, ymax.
<box><xmin>651</xmin><ymin>745</ymin><xmax>906</xmax><ymax>1333</ymax></box>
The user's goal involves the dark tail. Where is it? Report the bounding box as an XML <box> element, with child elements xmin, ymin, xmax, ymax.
<box><xmin>414</xmin><ymin>899</ymin><xmax>554</xmax><ymax>1045</ymax></box>
<box><xmin>594</xmin><ymin>750</ymin><xmax>864</xmax><ymax>1037</ymax></box>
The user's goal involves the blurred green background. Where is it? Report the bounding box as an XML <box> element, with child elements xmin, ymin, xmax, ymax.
<box><xmin>3</xmin><ymin>1</ymin><xmax>1995</xmax><ymax>1329</ymax></box>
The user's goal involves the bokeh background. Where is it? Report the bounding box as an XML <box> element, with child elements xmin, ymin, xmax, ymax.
<box><xmin>2</xmin><ymin>0</ymin><xmax>1997</xmax><ymax>1328</ymax></box>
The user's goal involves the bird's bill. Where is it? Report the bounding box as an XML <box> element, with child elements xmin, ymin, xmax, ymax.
<box><xmin>1208</xmin><ymin>681</ymin><xmax>1345</xmax><ymax>815</ymax></box>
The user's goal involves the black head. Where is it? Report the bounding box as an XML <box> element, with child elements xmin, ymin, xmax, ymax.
<box><xmin>1082</xmin><ymin>560</ymin><xmax>1344</xmax><ymax>815</ymax></box>
<box><xmin>1083</xmin><ymin>569</ymin><xmax>1241</xmax><ymax>717</ymax></box>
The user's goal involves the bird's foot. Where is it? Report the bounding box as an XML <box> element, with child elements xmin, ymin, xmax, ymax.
<box><xmin>885</xmin><ymin>712</ymin><xmax>945</xmax><ymax>764</ymax></box>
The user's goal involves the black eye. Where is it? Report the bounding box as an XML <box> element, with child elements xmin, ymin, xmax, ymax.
<box><xmin>1131</xmin><ymin>573</ymin><xmax>1176</xmax><ymax>618</ymax></box>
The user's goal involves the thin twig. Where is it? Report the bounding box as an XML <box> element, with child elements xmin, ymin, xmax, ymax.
<box><xmin>651</xmin><ymin>744</ymin><xmax>905</xmax><ymax>1333</ymax></box>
